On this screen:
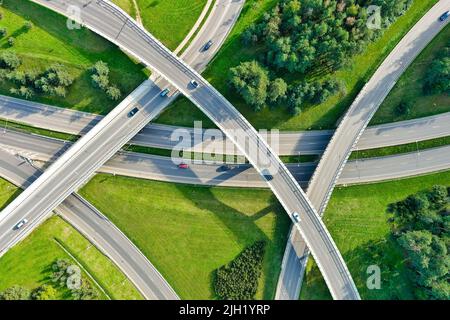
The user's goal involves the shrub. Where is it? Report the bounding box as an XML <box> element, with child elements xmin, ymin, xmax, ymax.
<box><xmin>394</xmin><ymin>100</ymin><xmax>411</xmax><ymax>116</ymax></box>
<box><xmin>0</xmin><ymin>51</ymin><xmax>21</xmax><ymax>69</ymax></box>
<box><xmin>214</xmin><ymin>241</ymin><xmax>266</xmax><ymax>300</ymax></box>
<box><xmin>0</xmin><ymin>285</ymin><xmax>30</xmax><ymax>300</ymax></box>
<box><xmin>24</xmin><ymin>21</ymin><xmax>33</xmax><ymax>30</ymax></box>
<box><xmin>106</xmin><ymin>85</ymin><xmax>121</xmax><ymax>100</ymax></box>
<box><xmin>0</xmin><ymin>27</ymin><xmax>6</xmax><ymax>37</ymax></box>
<box><xmin>7</xmin><ymin>36</ymin><xmax>14</xmax><ymax>47</ymax></box>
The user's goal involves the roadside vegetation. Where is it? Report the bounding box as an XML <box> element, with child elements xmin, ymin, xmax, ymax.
<box><xmin>388</xmin><ymin>185</ymin><xmax>449</xmax><ymax>299</ymax></box>
<box><xmin>300</xmin><ymin>170</ymin><xmax>450</xmax><ymax>300</ymax></box>
<box><xmin>348</xmin><ymin>135</ymin><xmax>450</xmax><ymax>160</ymax></box>
<box><xmin>214</xmin><ymin>241</ymin><xmax>266</xmax><ymax>300</ymax></box>
<box><xmin>156</xmin><ymin>0</ymin><xmax>438</xmax><ymax>131</ymax></box>
<box><xmin>80</xmin><ymin>175</ymin><xmax>290</xmax><ymax>300</ymax></box>
<box><xmin>136</xmin><ymin>0</ymin><xmax>207</xmax><ymax>51</ymax></box>
<box><xmin>0</xmin><ymin>0</ymin><xmax>148</xmax><ymax>114</ymax></box>
<box><xmin>0</xmin><ymin>179</ymin><xmax>142</xmax><ymax>300</ymax></box>
<box><xmin>372</xmin><ymin>24</ymin><xmax>450</xmax><ymax>125</ymax></box>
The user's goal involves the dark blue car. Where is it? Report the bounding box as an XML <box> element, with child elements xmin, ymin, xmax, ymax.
<box><xmin>439</xmin><ymin>11</ymin><xmax>450</xmax><ymax>21</ymax></box>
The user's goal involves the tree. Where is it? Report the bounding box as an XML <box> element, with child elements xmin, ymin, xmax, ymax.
<box><xmin>24</xmin><ymin>21</ymin><xmax>33</xmax><ymax>30</ymax></box>
<box><xmin>91</xmin><ymin>61</ymin><xmax>109</xmax><ymax>77</ymax></box>
<box><xmin>31</xmin><ymin>285</ymin><xmax>57</xmax><ymax>300</ymax></box>
<box><xmin>229</xmin><ymin>61</ymin><xmax>270</xmax><ymax>111</ymax></box>
<box><xmin>395</xmin><ymin>100</ymin><xmax>411</xmax><ymax>116</ymax></box>
<box><xmin>426</xmin><ymin>185</ymin><xmax>448</xmax><ymax>211</ymax></box>
<box><xmin>0</xmin><ymin>285</ymin><xmax>30</xmax><ymax>300</ymax></box>
<box><xmin>423</xmin><ymin>57</ymin><xmax>450</xmax><ymax>94</ymax></box>
<box><xmin>214</xmin><ymin>241</ymin><xmax>266</xmax><ymax>300</ymax></box>
<box><xmin>106</xmin><ymin>86</ymin><xmax>121</xmax><ymax>101</ymax></box>
<box><xmin>0</xmin><ymin>27</ymin><xmax>6</xmax><ymax>37</ymax></box>
<box><xmin>268</xmin><ymin>78</ymin><xmax>287</xmax><ymax>103</ymax></box>
<box><xmin>0</xmin><ymin>51</ymin><xmax>21</xmax><ymax>69</ymax></box>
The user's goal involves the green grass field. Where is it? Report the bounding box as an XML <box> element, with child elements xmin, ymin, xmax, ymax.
<box><xmin>136</xmin><ymin>0</ymin><xmax>207</xmax><ymax>51</ymax></box>
<box><xmin>80</xmin><ymin>175</ymin><xmax>290</xmax><ymax>300</ymax></box>
<box><xmin>300</xmin><ymin>170</ymin><xmax>450</xmax><ymax>300</ymax></box>
<box><xmin>0</xmin><ymin>179</ymin><xmax>142</xmax><ymax>300</ymax></box>
<box><xmin>372</xmin><ymin>24</ymin><xmax>450</xmax><ymax>125</ymax></box>
<box><xmin>111</xmin><ymin>0</ymin><xmax>137</xmax><ymax>18</ymax></box>
<box><xmin>155</xmin><ymin>0</ymin><xmax>439</xmax><ymax>131</ymax></box>
<box><xmin>0</xmin><ymin>0</ymin><xmax>148</xmax><ymax>115</ymax></box>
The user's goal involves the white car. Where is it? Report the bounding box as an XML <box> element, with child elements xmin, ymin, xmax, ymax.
<box><xmin>292</xmin><ymin>212</ymin><xmax>301</xmax><ymax>223</ymax></box>
<box><xmin>14</xmin><ymin>218</ymin><xmax>28</xmax><ymax>230</ymax></box>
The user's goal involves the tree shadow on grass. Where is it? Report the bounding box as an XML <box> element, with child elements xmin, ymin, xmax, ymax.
<box><xmin>0</xmin><ymin>187</ymin><xmax>21</xmax><ymax>211</ymax></box>
<box><xmin>174</xmin><ymin>183</ymin><xmax>290</xmax><ymax>299</ymax></box>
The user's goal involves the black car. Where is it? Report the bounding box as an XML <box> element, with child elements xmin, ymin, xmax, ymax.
<box><xmin>439</xmin><ymin>11</ymin><xmax>450</xmax><ymax>21</ymax></box>
<box><xmin>190</xmin><ymin>80</ymin><xmax>199</xmax><ymax>89</ymax></box>
<box><xmin>128</xmin><ymin>107</ymin><xmax>139</xmax><ymax>118</ymax></box>
<box><xmin>218</xmin><ymin>164</ymin><xmax>232</xmax><ymax>172</ymax></box>
<box><xmin>203</xmin><ymin>40</ymin><xmax>213</xmax><ymax>51</ymax></box>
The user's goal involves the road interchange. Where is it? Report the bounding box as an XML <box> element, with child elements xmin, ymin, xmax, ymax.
<box><xmin>1</xmin><ymin>94</ymin><xmax>450</xmax><ymax>156</ymax></box>
<box><xmin>0</xmin><ymin>0</ymin><xmax>360</xmax><ymax>300</ymax></box>
<box><xmin>0</xmin><ymin>0</ymin><xmax>446</xmax><ymax>298</ymax></box>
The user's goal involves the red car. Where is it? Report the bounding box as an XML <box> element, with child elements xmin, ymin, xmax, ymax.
<box><xmin>178</xmin><ymin>163</ymin><xmax>189</xmax><ymax>169</ymax></box>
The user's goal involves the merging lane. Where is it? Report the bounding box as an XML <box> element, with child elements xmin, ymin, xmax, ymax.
<box><xmin>13</xmin><ymin>0</ymin><xmax>359</xmax><ymax>299</ymax></box>
<box><xmin>0</xmin><ymin>149</ymin><xmax>177</xmax><ymax>300</ymax></box>
<box><xmin>2</xmin><ymin>128</ymin><xmax>450</xmax><ymax>189</ymax></box>
<box><xmin>0</xmin><ymin>0</ymin><xmax>245</xmax><ymax>299</ymax></box>
<box><xmin>2</xmin><ymin>94</ymin><xmax>450</xmax><ymax>155</ymax></box>
<box><xmin>277</xmin><ymin>0</ymin><xmax>450</xmax><ymax>300</ymax></box>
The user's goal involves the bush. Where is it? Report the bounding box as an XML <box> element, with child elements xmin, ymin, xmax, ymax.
<box><xmin>0</xmin><ymin>285</ymin><xmax>30</xmax><ymax>300</ymax></box>
<box><xmin>31</xmin><ymin>285</ymin><xmax>57</xmax><ymax>300</ymax></box>
<box><xmin>0</xmin><ymin>27</ymin><xmax>6</xmax><ymax>37</ymax></box>
<box><xmin>0</xmin><ymin>51</ymin><xmax>21</xmax><ymax>69</ymax></box>
<box><xmin>106</xmin><ymin>85</ymin><xmax>121</xmax><ymax>101</ymax></box>
<box><xmin>7</xmin><ymin>36</ymin><xmax>14</xmax><ymax>47</ymax></box>
<box><xmin>24</xmin><ymin>21</ymin><xmax>33</xmax><ymax>30</ymax></box>
<box><xmin>423</xmin><ymin>56</ymin><xmax>450</xmax><ymax>95</ymax></box>
<box><xmin>214</xmin><ymin>241</ymin><xmax>266</xmax><ymax>300</ymax></box>
<box><xmin>394</xmin><ymin>100</ymin><xmax>411</xmax><ymax>116</ymax></box>
<box><xmin>388</xmin><ymin>185</ymin><xmax>449</xmax><ymax>300</ymax></box>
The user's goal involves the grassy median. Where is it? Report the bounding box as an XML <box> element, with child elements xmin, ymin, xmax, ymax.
<box><xmin>300</xmin><ymin>170</ymin><xmax>450</xmax><ymax>300</ymax></box>
<box><xmin>80</xmin><ymin>174</ymin><xmax>290</xmax><ymax>299</ymax></box>
<box><xmin>0</xmin><ymin>178</ymin><xmax>142</xmax><ymax>300</ymax></box>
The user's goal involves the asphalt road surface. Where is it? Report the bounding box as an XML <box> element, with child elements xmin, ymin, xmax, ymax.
<box><xmin>2</xmin><ymin>94</ymin><xmax>449</xmax><ymax>155</ymax></box>
<box><xmin>0</xmin><ymin>149</ymin><xmax>178</xmax><ymax>300</ymax></box>
<box><xmin>277</xmin><ymin>0</ymin><xmax>450</xmax><ymax>300</ymax></box>
<box><xmin>3</xmin><ymin>128</ymin><xmax>449</xmax><ymax>191</ymax></box>
<box><xmin>0</xmin><ymin>0</ymin><xmax>244</xmax><ymax>299</ymax></box>
<box><xmin>15</xmin><ymin>0</ymin><xmax>359</xmax><ymax>299</ymax></box>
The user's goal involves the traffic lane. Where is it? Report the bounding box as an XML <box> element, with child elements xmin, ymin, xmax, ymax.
<box><xmin>0</xmin><ymin>150</ymin><xmax>177</xmax><ymax>299</ymax></box>
<box><xmin>2</xmin><ymin>93</ymin><xmax>450</xmax><ymax>155</ymax></box>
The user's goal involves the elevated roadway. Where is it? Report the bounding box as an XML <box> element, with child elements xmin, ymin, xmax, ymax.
<box><xmin>2</xmin><ymin>94</ymin><xmax>450</xmax><ymax>155</ymax></box>
<box><xmin>277</xmin><ymin>0</ymin><xmax>450</xmax><ymax>300</ymax></box>
<box><xmin>4</xmin><ymin>0</ymin><xmax>360</xmax><ymax>299</ymax></box>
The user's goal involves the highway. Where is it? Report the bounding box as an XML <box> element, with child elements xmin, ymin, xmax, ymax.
<box><xmin>277</xmin><ymin>0</ymin><xmax>450</xmax><ymax>300</ymax></box>
<box><xmin>0</xmin><ymin>148</ymin><xmax>178</xmax><ymax>300</ymax></box>
<box><xmin>12</xmin><ymin>0</ymin><xmax>360</xmax><ymax>299</ymax></box>
<box><xmin>0</xmin><ymin>0</ymin><xmax>245</xmax><ymax>299</ymax></box>
<box><xmin>2</xmin><ymin>94</ymin><xmax>450</xmax><ymax>155</ymax></box>
<box><xmin>3</xmin><ymin>128</ymin><xmax>449</xmax><ymax>192</ymax></box>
